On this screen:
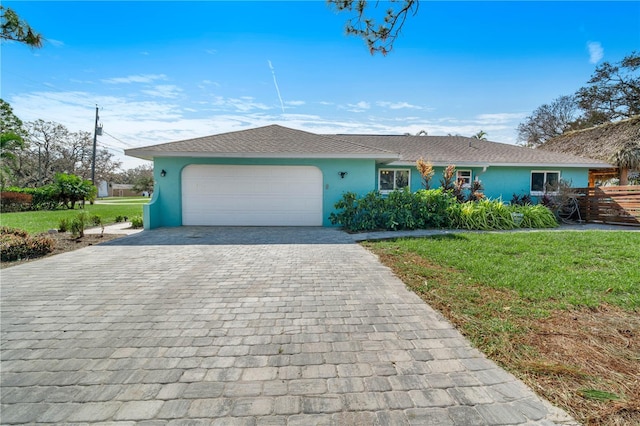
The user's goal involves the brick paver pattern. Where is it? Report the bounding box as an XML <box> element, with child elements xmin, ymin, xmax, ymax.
<box><xmin>1</xmin><ymin>227</ymin><xmax>577</xmax><ymax>425</ymax></box>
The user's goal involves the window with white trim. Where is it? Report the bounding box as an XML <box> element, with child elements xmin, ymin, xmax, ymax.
<box><xmin>530</xmin><ymin>171</ymin><xmax>560</xmax><ymax>195</ymax></box>
<box><xmin>379</xmin><ymin>169</ymin><xmax>410</xmax><ymax>192</ymax></box>
<box><xmin>456</xmin><ymin>170</ymin><xmax>472</xmax><ymax>188</ymax></box>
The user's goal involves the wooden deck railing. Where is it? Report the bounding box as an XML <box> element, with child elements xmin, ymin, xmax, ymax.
<box><xmin>572</xmin><ymin>185</ymin><xmax>640</xmax><ymax>226</ymax></box>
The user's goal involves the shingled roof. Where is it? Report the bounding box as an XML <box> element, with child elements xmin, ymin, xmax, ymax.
<box><xmin>538</xmin><ymin>115</ymin><xmax>640</xmax><ymax>164</ymax></box>
<box><xmin>331</xmin><ymin>134</ymin><xmax>610</xmax><ymax>167</ymax></box>
<box><xmin>126</xmin><ymin>124</ymin><xmax>612</xmax><ymax>168</ymax></box>
<box><xmin>126</xmin><ymin>125</ymin><xmax>399</xmax><ymax>161</ymax></box>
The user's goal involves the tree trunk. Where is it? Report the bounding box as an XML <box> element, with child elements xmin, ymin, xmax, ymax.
<box><xmin>619</xmin><ymin>168</ymin><xmax>629</xmax><ymax>186</ymax></box>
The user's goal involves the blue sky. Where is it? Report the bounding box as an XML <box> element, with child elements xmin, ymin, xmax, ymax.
<box><xmin>2</xmin><ymin>1</ymin><xmax>639</xmax><ymax>169</ymax></box>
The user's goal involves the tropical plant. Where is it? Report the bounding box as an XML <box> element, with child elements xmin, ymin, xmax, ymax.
<box><xmin>610</xmin><ymin>141</ymin><xmax>640</xmax><ymax>185</ymax></box>
<box><xmin>472</xmin><ymin>130</ymin><xmax>488</xmax><ymax>140</ymax></box>
<box><xmin>440</xmin><ymin>165</ymin><xmax>456</xmax><ymax>192</ymax></box>
<box><xmin>416</xmin><ymin>157</ymin><xmax>434</xmax><ymax>189</ymax></box>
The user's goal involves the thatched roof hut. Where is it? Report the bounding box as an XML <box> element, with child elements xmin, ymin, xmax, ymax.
<box><xmin>539</xmin><ymin>115</ymin><xmax>640</xmax><ymax>185</ymax></box>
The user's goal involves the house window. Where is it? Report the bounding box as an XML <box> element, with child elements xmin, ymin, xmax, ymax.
<box><xmin>456</xmin><ymin>170</ymin><xmax>472</xmax><ymax>188</ymax></box>
<box><xmin>379</xmin><ymin>169</ymin><xmax>410</xmax><ymax>192</ymax></box>
<box><xmin>531</xmin><ymin>171</ymin><xmax>560</xmax><ymax>195</ymax></box>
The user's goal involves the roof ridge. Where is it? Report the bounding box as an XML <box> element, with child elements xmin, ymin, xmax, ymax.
<box><xmin>324</xmin><ymin>134</ymin><xmax>400</xmax><ymax>156</ymax></box>
<box><xmin>555</xmin><ymin>114</ymin><xmax>640</xmax><ymax>139</ymax></box>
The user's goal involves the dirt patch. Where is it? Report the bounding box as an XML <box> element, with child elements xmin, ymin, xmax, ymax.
<box><xmin>520</xmin><ymin>307</ymin><xmax>640</xmax><ymax>426</ymax></box>
<box><xmin>1</xmin><ymin>232</ymin><xmax>127</xmax><ymax>269</ymax></box>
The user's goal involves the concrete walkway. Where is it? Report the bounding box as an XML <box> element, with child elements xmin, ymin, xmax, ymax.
<box><xmin>1</xmin><ymin>227</ymin><xmax>581</xmax><ymax>425</ymax></box>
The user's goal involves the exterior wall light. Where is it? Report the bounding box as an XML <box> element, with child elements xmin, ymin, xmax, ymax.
<box><xmin>160</xmin><ymin>169</ymin><xmax>167</xmax><ymax>177</ymax></box>
<box><xmin>338</xmin><ymin>171</ymin><xmax>348</xmax><ymax>179</ymax></box>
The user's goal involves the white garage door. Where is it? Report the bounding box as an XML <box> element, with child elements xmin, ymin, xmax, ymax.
<box><xmin>182</xmin><ymin>165</ymin><xmax>323</xmax><ymax>226</ymax></box>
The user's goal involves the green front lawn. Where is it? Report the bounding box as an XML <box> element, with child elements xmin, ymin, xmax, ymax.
<box><xmin>0</xmin><ymin>200</ymin><xmax>146</xmax><ymax>234</ymax></box>
<box><xmin>364</xmin><ymin>230</ymin><xmax>640</xmax><ymax>425</ymax></box>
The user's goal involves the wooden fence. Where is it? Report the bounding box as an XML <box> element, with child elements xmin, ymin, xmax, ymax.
<box><xmin>572</xmin><ymin>185</ymin><xmax>640</xmax><ymax>226</ymax></box>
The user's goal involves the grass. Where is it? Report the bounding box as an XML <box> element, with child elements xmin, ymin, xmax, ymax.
<box><xmin>94</xmin><ymin>196</ymin><xmax>151</xmax><ymax>204</ymax></box>
<box><xmin>0</xmin><ymin>197</ymin><xmax>146</xmax><ymax>233</ymax></box>
<box><xmin>364</xmin><ymin>230</ymin><xmax>640</xmax><ymax>425</ymax></box>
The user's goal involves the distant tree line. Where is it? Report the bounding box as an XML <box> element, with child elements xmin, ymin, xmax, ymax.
<box><xmin>517</xmin><ymin>52</ymin><xmax>640</xmax><ymax>147</ymax></box>
<box><xmin>0</xmin><ymin>99</ymin><xmax>152</xmax><ymax>191</ymax></box>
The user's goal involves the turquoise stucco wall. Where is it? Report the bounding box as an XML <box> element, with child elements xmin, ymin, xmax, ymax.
<box><xmin>144</xmin><ymin>158</ymin><xmax>592</xmax><ymax>229</ymax></box>
<box><xmin>144</xmin><ymin>157</ymin><xmax>378</xmax><ymax>229</ymax></box>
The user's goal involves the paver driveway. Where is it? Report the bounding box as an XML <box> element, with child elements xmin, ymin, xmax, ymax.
<box><xmin>1</xmin><ymin>227</ymin><xmax>576</xmax><ymax>425</ymax></box>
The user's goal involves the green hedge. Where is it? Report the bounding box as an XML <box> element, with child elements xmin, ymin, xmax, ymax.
<box><xmin>330</xmin><ymin>189</ymin><xmax>558</xmax><ymax>232</ymax></box>
<box><xmin>0</xmin><ymin>191</ymin><xmax>33</xmax><ymax>212</ymax></box>
<box><xmin>1</xmin><ymin>186</ymin><xmax>61</xmax><ymax>211</ymax></box>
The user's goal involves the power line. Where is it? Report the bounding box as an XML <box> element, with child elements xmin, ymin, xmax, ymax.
<box><xmin>103</xmin><ymin>130</ymin><xmax>135</xmax><ymax>147</ymax></box>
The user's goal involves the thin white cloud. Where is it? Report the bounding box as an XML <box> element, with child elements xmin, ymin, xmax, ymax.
<box><xmin>475</xmin><ymin>112</ymin><xmax>527</xmax><ymax>124</ymax></box>
<box><xmin>376</xmin><ymin>101</ymin><xmax>421</xmax><ymax>110</ymax></box>
<box><xmin>344</xmin><ymin>101</ymin><xmax>371</xmax><ymax>112</ymax></box>
<box><xmin>140</xmin><ymin>85</ymin><xmax>183</xmax><ymax>99</ymax></box>
<box><xmin>587</xmin><ymin>41</ymin><xmax>604</xmax><ymax>64</ymax></box>
<box><xmin>47</xmin><ymin>39</ymin><xmax>64</xmax><ymax>47</ymax></box>
<box><xmin>211</xmin><ymin>96</ymin><xmax>271</xmax><ymax>112</ymax></box>
<box><xmin>8</xmin><ymin>86</ymin><xmax>529</xmax><ymax>171</ymax></box>
<box><xmin>205</xmin><ymin>49</ymin><xmax>217</xmax><ymax>55</ymax></box>
<box><xmin>101</xmin><ymin>74</ymin><xmax>168</xmax><ymax>84</ymax></box>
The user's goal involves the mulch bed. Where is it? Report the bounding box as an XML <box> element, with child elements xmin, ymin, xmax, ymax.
<box><xmin>1</xmin><ymin>233</ymin><xmax>127</xmax><ymax>268</ymax></box>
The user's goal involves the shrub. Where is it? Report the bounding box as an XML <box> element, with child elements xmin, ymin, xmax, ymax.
<box><xmin>91</xmin><ymin>214</ymin><xmax>104</xmax><ymax>236</ymax></box>
<box><xmin>130</xmin><ymin>216</ymin><xmax>143</xmax><ymax>229</ymax></box>
<box><xmin>329</xmin><ymin>189</ymin><xmax>455</xmax><ymax>232</ymax></box>
<box><xmin>448</xmin><ymin>199</ymin><xmax>558</xmax><ymax>230</ymax></box>
<box><xmin>0</xmin><ymin>191</ymin><xmax>33</xmax><ymax>212</ymax></box>
<box><xmin>0</xmin><ymin>227</ymin><xmax>55</xmax><ymax>262</ymax></box>
<box><xmin>53</xmin><ymin>173</ymin><xmax>96</xmax><ymax>209</ymax></box>
<box><xmin>511</xmin><ymin>193</ymin><xmax>532</xmax><ymax>206</ymax></box>
<box><xmin>415</xmin><ymin>189</ymin><xmax>457</xmax><ymax>228</ymax></box>
<box><xmin>70</xmin><ymin>211</ymin><xmax>91</xmax><ymax>238</ymax></box>
<box><xmin>330</xmin><ymin>190</ymin><xmax>557</xmax><ymax>232</ymax></box>
<box><xmin>58</xmin><ymin>218</ymin><xmax>70</xmax><ymax>232</ymax></box>
<box><xmin>0</xmin><ymin>227</ymin><xmax>29</xmax><ymax>238</ymax></box>
<box><xmin>32</xmin><ymin>185</ymin><xmax>62</xmax><ymax>210</ymax></box>
<box><xmin>115</xmin><ymin>215</ymin><xmax>124</xmax><ymax>223</ymax></box>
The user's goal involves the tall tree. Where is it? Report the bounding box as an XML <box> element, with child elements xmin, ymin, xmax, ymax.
<box><xmin>0</xmin><ymin>133</ymin><xmax>24</xmax><ymax>186</ymax></box>
<box><xmin>0</xmin><ymin>99</ymin><xmax>26</xmax><ymax>137</ymax></box>
<box><xmin>5</xmin><ymin>120</ymin><xmax>122</xmax><ymax>187</ymax></box>
<box><xmin>0</xmin><ymin>100</ymin><xmax>27</xmax><ymax>186</ymax></box>
<box><xmin>327</xmin><ymin>0</ymin><xmax>418</xmax><ymax>55</ymax></box>
<box><xmin>576</xmin><ymin>51</ymin><xmax>640</xmax><ymax>121</ymax></box>
<box><xmin>0</xmin><ymin>6</ymin><xmax>43</xmax><ymax>48</ymax></box>
<box><xmin>517</xmin><ymin>95</ymin><xmax>579</xmax><ymax>147</ymax></box>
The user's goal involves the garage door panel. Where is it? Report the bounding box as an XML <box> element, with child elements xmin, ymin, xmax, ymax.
<box><xmin>182</xmin><ymin>165</ymin><xmax>323</xmax><ymax>226</ymax></box>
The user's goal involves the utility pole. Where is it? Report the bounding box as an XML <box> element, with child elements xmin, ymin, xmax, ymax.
<box><xmin>91</xmin><ymin>105</ymin><xmax>102</xmax><ymax>185</ymax></box>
